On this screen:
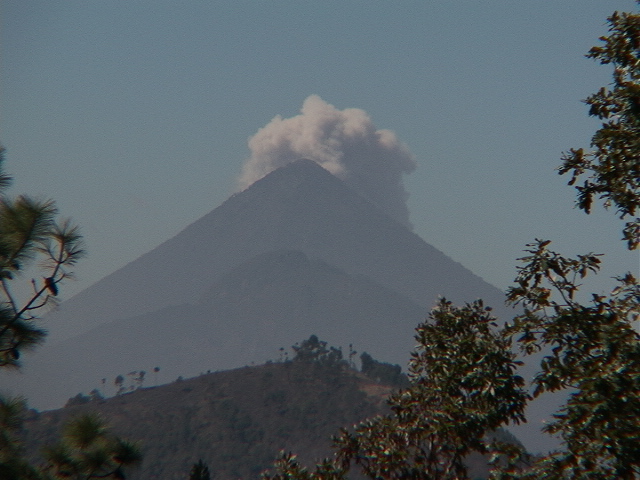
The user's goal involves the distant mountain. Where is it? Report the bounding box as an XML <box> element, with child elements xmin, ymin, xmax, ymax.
<box><xmin>13</xmin><ymin>250</ymin><xmax>425</xmax><ymax>409</ymax></box>
<box><xmin>40</xmin><ymin>159</ymin><xmax>508</xmax><ymax>342</ymax></box>
<box><xmin>19</xmin><ymin>360</ymin><xmax>500</xmax><ymax>480</ymax></box>
<box><xmin>3</xmin><ymin>159</ymin><xmax>512</xmax><ymax>412</ymax></box>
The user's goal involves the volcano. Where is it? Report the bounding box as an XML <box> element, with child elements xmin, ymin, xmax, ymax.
<box><xmin>2</xmin><ymin>159</ymin><xmax>510</xmax><ymax>410</ymax></box>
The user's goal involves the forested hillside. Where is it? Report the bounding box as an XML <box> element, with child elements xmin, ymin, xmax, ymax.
<box><xmin>18</xmin><ymin>353</ymin><xmax>505</xmax><ymax>480</ymax></box>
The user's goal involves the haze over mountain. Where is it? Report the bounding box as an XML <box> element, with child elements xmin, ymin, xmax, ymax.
<box><xmin>43</xmin><ymin>159</ymin><xmax>506</xmax><ymax>341</ymax></box>
<box><xmin>15</xmin><ymin>250</ymin><xmax>425</xmax><ymax>409</ymax></box>
<box><xmin>2</xmin><ymin>159</ymin><xmax>512</xmax><ymax>413</ymax></box>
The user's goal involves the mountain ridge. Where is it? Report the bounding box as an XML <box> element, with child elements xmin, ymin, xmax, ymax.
<box><xmin>3</xmin><ymin>159</ymin><xmax>513</xmax><ymax>413</ymax></box>
<box><xmin>43</xmin><ymin>159</ymin><xmax>505</xmax><ymax>344</ymax></box>
<box><xmin>10</xmin><ymin>249</ymin><xmax>426</xmax><ymax>410</ymax></box>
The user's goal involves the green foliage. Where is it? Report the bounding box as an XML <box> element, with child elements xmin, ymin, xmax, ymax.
<box><xmin>41</xmin><ymin>414</ymin><xmax>142</xmax><ymax>479</ymax></box>
<box><xmin>0</xmin><ymin>145</ymin><xmax>85</xmax><ymax>367</ymax></box>
<box><xmin>558</xmin><ymin>5</ymin><xmax>640</xmax><ymax>249</ymax></box>
<box><xmin>506</xmin><ymin>241</ymin><xmax>639</xmax><ymax>479</ymax></box>
<box><xmin>0</xmin><ymin>396</ymin><xmax>43</xmax><ymax>480</ymax></box>
<box><xmin>189</xmin><ymin>459</ymin><xmax>211</xmax><ymax>480</ymax></box>
<box><xmin>264</xmin><ymin>253</ymin><xmax>637</xmax><ymax>480</ymax></box>
<box><xmin>0</xmin><ymin>145</ymin><xmax>90</xmax><ymax>478</ymax></box>
<box><xmin>333</xmin><ymin>302</ymin><xmax>529</xmax><ymax>480</ymax></box>
<box><xmin>0</xmin><ymin>396</ymin><xmax>142</xmax><ymax>480</ymax></box>
<box><xmin>508</xmin><ymin>7</ymin><xmax>640</xmax><ymax>475</ymax></box>
<box><xmin>499</xmin><ymin>7</ymin><xmax>640</xmax><ymax>476</ymax></box>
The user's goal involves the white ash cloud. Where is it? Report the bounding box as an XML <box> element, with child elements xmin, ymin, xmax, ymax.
<box><xmin>237</xmin><ymin>95</ymin><xmax>417</xmax><ymax>228</ymax></box>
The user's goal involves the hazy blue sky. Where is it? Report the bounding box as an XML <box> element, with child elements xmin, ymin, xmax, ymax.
<box><xmin>2</xmin><ymin>1</ymin><xmax>637</xmax><ymax>303</ymax></box>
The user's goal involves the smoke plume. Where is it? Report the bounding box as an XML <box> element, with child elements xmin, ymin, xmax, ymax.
<box><xmin>237</xmin><ymin>95</ymin><xmax>417</xmax><ymax>228</ymax></box>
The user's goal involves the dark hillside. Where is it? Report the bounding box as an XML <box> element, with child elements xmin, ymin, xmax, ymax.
<box><xmin>19</xmin><ymin>359</ymin><xmax>503</xmax><ymax>480</ymax></box>
<box><xmin>21</xmin><ymin>362</ymin><xmax>393</xmax><ymax>480</ymax></box>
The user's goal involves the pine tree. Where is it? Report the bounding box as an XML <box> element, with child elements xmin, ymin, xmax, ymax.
<box><xmin>0</xmin><ymin>145</ymin><xmax>142</xmax><ymax>479</ymax></box>
<box><xmin>0</xmin><ymin>145</ymin><xmax>84</xmax><ymax>367</ymax></box>
<box><xmin>42</xmin><ymin>414</ymin><xmax>142</xmax><ymax>479</ymax></box>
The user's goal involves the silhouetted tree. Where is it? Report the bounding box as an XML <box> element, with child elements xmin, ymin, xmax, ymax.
<box><xmin>360</xmin><ymin>352</ymin><xmax>407</xmax><ymax>387</ymax></box>
<box><xmin>114</xmin><ymin>375</ymin><xmax>125</xmax><ymax>396</ymax></box>
<box><xmin>189</xmin><ymin>459</ymin><xmax>211</xmax><ymax>480</ymax></box>
<box><xmin>291</xmin><ymin>335</ymin><xmax>327</xmax><ymax>363</ymax></box>
<box><xmin>64</xmin><ymin>389</ymin><xmax>104</xmax><ymax>408</ymax></box>
<box><xmin>136</xmin><ymin>370</ymin><xmax>146</xmax><ymax>389</ymax></box>
<box><xmin>89</xmin><ymin>389</ymin><xmax>104</xmax><ymax>402</ymax></box>
<box><xmin>292</xmin><ymin>335</ymin><xmax>345</xmax><ymax>367</ymax></box>
<box><xmin>348</xmin><ymin>343</ymin><xmax>357</xmax><ymax>369</ymax></box>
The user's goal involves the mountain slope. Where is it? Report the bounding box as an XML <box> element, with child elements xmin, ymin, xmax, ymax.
<box><xmin>9</xmin><ymin>250</ymin><xmax>425</xmax><ymax>410</ymax></box>
<box><xmin>20</xmin><ymin>361</ymin><xmax>497</xmax><ymax>480</ymax></box>
<box><xmin>42</xmin><ymin>159</ymin><xmax>507</xmax><ymax>343</ymax></box>
<box><xmin>3</xmin><ymin>159</ymin><xmax>513</xmax><ymax>411</ymax></box>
